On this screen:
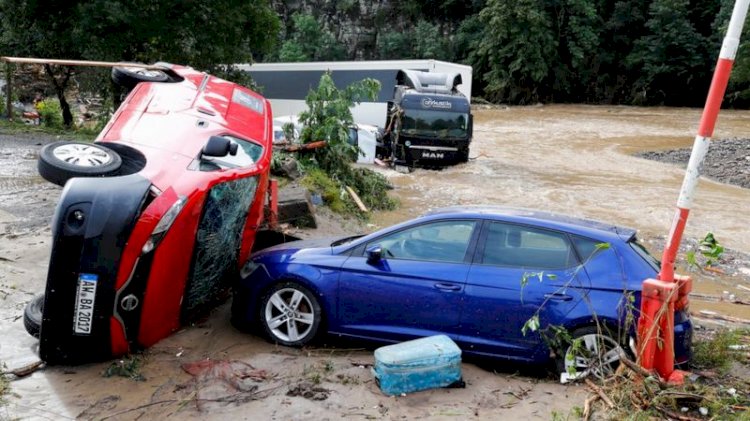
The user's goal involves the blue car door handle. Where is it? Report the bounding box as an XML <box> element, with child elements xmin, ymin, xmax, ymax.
<box><xmin>434</xmin><ymin>283</ymin><xmax>462</xmax><ymax>291</ymax></box>
<box><xmin>544</xmin><ymin>293</ymin><xmax>573</xmax><ymax>301</ymax></box>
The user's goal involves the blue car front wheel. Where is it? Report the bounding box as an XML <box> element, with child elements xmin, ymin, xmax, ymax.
<box><xmin>260</xmin><ymin>282</ymin><xmax>322</xmax><ymax>347</ymax></box>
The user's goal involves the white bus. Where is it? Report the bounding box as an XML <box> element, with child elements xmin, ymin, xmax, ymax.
<box><xmin>237</xmin><ymin>60</ymin><xmax>473</xmax><ymax>128</ymax></box>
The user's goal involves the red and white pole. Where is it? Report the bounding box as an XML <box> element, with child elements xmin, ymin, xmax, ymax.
<box><xmin>638</xmin><ymin>0</ymin><xmax>750</xmax><ymax>383</ymax></box>
<box><xmin>659</xmin><ymin>0</ymin><xmax>749</xmax><ymax>282</ymax></box>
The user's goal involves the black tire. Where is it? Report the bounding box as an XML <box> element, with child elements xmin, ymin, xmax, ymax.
<box><xmin>38</xmin><ymin>141</ymin><xmax>122</xmax><ymax>186</ymax></box>
<box><xmin>556</xmin><ymin>326</ymin><xmax>625</xmax><ymax>381</ymax></box>
<box><xmin>259</xmin><ymin>282</ymin><xmax>322</xmax><ymax>347</ymax></box>
<box><xmin>24</xmin><ymin>294</ymin><xmax>44</xmax><ymax>339</ymax></box>
<box><xmin>111</xmin><ymin>65</ymin><xmax>170</xmax><ymax>89</ymax></box>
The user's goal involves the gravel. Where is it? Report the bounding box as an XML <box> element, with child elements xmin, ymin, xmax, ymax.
<box><xmin>637</xmin><ymin>138</ymin><xmax>750</xmax><ymax>189</ymax></box>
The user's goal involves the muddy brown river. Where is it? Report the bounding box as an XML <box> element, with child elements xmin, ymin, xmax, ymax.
<box><xmin>1</xmin><ymin>105</ymin><xmax>749</xmax><ymax>420</ymax></box>
<box><xmin>376</xmin><ymin>105</ymin><xmax>750</xmax><ymax>254</ymax></box>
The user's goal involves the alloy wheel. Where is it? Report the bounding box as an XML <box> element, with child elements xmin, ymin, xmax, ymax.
<box><xmin>264</xmin><ymin>287</ymin><xmax>315</xmax><ymax>343</ymax></box>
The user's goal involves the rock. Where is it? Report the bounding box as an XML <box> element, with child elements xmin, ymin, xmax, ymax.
<box><xmin>275</xmin><ymin>157</ymin><xmax>302</xmax><ymax>180</ymax></box>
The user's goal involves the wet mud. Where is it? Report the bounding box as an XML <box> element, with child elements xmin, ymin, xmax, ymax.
<box><xmin>2</xmin><ymin>105</ymin><xmax>750</xmax><ymax>419</ymax></box>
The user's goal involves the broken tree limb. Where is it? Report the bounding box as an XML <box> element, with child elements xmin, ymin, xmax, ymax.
<box><xmin>737</xmin><ymin>284</ymin><xmax>750</xmax><ymax>293</ymax></box>
<box><xmin>655</xmin><ymin>406</ymin><xmax>701</xmax><ymax>421</ymax></box>
<box><xmin>583</xmin><ymin>395</ymin><xmax>599</xmax><ymax>421</ymax></box>
<box><xmin>585</xmin><ymin>378</ymin><xmax>614</xmax><ymax>409</ymax></box>
<box><xmin>1</xmin><ymin>57</ymin><xmax>166</xmax><ymax>69</ymax></box>
<box><xmin>619</xmin><ymin>353</ymin><xmax>669</xmax><ymax>388</ymax></box>
<box><xmin>1</xmin><ymin>360</ymin><xmax>44</xmax><ymax>377</ymax></box>
<box><xmin>282</xmin><ymin>141</ymin><xmax>327</xmax><ymax>152</ymax></box>
<box><xmin>344</xmin><ymin>186</ymin><xmax>368</xmax><ymax>212</ymax></box>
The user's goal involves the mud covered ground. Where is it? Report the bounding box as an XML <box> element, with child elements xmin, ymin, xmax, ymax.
<box><xmin>2</xmin><ymin>105</ymin><xmax>750</xmax><ymax>420</ymax></box>
<box><xmin>0</xmin><ymin>129</ymin><xmax>586</xmax><ymax>420</ymax></box>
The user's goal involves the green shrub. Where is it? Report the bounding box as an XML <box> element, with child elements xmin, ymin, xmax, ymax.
<box><xmin>692</xmin><ymin>329</ymin><xmax>744</xmax><ymax>373</ymax></box>
<box><xmin>37</xmin><ymin>98</ymin><xmax>63</xmax><ymax>129</ymax></box>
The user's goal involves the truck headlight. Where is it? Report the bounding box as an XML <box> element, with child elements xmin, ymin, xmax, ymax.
<box><xmin>142</xmin><ymin>195</ymin><xmax>187</xmax><ymax>254</ymax></box>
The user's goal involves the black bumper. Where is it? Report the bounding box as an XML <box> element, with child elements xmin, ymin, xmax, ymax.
<box><xmin>39</xmin><ymin>175</ymin><xmax>151</xmax><ymax>364</ymax></box>
<box><xmin>393</xmin><ymin>137</ymin><xmax>470</xmax><ymax>167</ymax></box>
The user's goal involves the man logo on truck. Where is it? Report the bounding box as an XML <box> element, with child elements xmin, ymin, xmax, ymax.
<box><xmin>422</xmin><ymin>151</ymin><xmax>445</xmax><ymax>159</ymax></box>
<box><xmin>421</xmin><ymin>98</ymin><xmax>452</xmax><ymax>110</ymax></box>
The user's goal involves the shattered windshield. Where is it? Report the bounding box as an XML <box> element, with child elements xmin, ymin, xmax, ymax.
<box><xmin>401</xmin><ymin>110</ymin><xmax>468</xmax><ymax>139</ymax></box>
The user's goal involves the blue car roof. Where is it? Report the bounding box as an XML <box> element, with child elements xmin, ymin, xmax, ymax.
<box><xmin>422</xmin><ymin>206</ymin><xmax>637</xmax><ymax>242</ymax></box>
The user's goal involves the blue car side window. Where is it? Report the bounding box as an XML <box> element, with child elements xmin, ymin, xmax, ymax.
<box><xmin>481</xmin><ymin>222</ymin><xmax>576</xmax><ymax>269</ymax></box>
<box><xmin>573</xmin><ymin>236</ymin><xmax>625</xmax><ymax>285</ymax></box>
<box><xmin>373</xmin><ymin>220</ymin><xmax>476</xmax><ymax>263</ymax></box>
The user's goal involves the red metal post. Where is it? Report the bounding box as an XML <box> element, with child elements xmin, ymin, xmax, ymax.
<box><xmin>638</xmin><ymin>0</ymin><xmax>750</xmax><ymax>382</ymax></box>
<box><xmin>268</xmin><ymin>178</ymin><xmax>279</xmax><ymax>229</ymax></box>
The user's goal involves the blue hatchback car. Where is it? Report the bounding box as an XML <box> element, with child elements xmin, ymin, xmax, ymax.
<box><xmin>232</xmin><ymin>207</ymin><xmax>692</xmax><ymax>378</ymax></box>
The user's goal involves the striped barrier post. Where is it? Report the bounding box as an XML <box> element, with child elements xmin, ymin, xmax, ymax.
<box><xmin>638</xmin><ymin>0</ymin><xmax>750</xmax><ymax>382</ymax></box>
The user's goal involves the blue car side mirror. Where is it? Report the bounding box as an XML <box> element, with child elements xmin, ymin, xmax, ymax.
<box><xmin>366</xmin><ymin>245</ymin><xmax>383</xmax><ymax>262</ymax></box>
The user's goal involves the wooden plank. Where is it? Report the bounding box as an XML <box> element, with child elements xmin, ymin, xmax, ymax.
<box><xmin>694</xmin><ymin>310</ymin><xmax>750</xmax><ymax>325</ymax></box>
<box><xmin>1</xmin><ymin>57</ymin><xmax>166</xmax><ymax>70</ymax></box>
<box><xmin>344</xmin><ymin>186</ymin><xmax>368</xmax><ymax>212</ymax></box>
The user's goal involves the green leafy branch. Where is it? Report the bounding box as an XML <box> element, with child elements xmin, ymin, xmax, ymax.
<box><xmin>686</xmin><ymin>232</ymin><xmax>725</xmax><ymax>270</ymax></box>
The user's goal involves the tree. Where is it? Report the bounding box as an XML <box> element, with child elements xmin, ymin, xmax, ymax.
<box><xmin>548</xmin><ymin>0</ymin><xmax>601</xmax><ymax>102</ymax></box>
<box><xmin>278</xmin><ymin>13</ymin><xmax>345</xmax><ymax>62</ymax></box>
<box><xmin>713</xmin><ymin>0</ymin><xmax>750</xmax><ymax>106</ymax></box>
<box><xmin>296</xmin><ymin>73</ymin><xmax>395</xmax><ymax>213</ymax></box>
<box><xmin>627</xmin><ymin>0</ymin><xmax>710</xmax><ymax>105</ymax></box>
<box><xmin>413</xmin><ymin>20</ymin><xmax>448</xmax><ymax>60</ymax></box>
<box><xmin>0</xmin><ymin>1</ymin><xmax>83</xmax><ymax>126</ymax></box>
<box><xmin>472</xmin><ymin>0</ymin><xmax>557</xmax><ymax>103</ymax></box>
<box><xmin>376</xmin><ymin>32</ymin><xmax>413</xmax><ymax>59</ymax></box>
<box><xmin>0</xmin><ymin>0</ymin><xmax>280</xmax><ymax>126</ymax></box>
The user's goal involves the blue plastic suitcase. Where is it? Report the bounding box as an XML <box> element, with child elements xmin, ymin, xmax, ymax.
<box><xmin>372</xmin><ymin>335</ymin><xmax>462</xmax><ymax>395</ymax></box>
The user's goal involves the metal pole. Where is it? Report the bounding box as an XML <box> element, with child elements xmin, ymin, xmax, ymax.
<box><xmin>658</xmin><ymin>0</ymin><xmax>750</xmax><ymax>282</ymax></box>
<box><xmin>5</xmin><ymin>62</ymin><xmax>12</xmax><ymax>120</ymax></box>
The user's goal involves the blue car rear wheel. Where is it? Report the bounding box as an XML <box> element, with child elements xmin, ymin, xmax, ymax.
<box><xmin>559</xmin><ymin>326</ymin><xmax>625</xmax><ymax>381</ymax></box>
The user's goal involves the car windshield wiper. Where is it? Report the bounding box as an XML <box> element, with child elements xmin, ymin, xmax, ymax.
<box><xmin>331</xmin><ymin>235</ymin><xmax>364</xmax><ymax>246</ymax></box>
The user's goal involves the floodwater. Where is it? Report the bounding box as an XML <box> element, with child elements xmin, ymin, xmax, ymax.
<box><xmin>375</xmin><ymin>105</ymin><xmax>750</xmax><ymax>254</ymax></box>
<box><xmin>1</xmin><ymin>105</ymin><xmax>750</xmax><ymax>419</ymax></box>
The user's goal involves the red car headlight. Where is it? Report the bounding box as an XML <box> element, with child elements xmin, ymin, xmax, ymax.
<box><xmin>141</xmin><ymin>195</ymin><xmax>187</xmax><ymax>254</ymax></box>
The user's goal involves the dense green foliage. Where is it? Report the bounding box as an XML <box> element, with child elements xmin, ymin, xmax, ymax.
<box><xmin>273</xmin><ymin>0</ymin><xmax>750</xmax><ymax>107</ymax></box>
<box><xmin>3</xmin><ymin>0</ymin><xmax>750</xmax><ymax>114</ymax></box>
<box><xmin>297</xmin><ymin>73</ymin><xmax>397</xmax><ymax>216</ymax></box>
<box><xmin>0</xmin><ymin>0</ymin><xmax>279</xmax><ymax>125</ymax></box>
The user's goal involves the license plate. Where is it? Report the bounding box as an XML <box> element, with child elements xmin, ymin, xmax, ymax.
<box><xmin>73</xmin><ymin>273</ymin><xmax>98</xmax><ymax>335</ymax></box>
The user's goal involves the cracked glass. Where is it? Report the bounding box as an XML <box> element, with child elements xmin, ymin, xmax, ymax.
<box><xmin>183</xmin><ymin>176</ymin><xmax>259</xmax><ymax>318</ymax></box>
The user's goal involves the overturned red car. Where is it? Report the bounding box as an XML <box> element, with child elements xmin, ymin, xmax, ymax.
<box><xmin>26</xmin><ymin>64</ymin><xmax>273</xmax><ymax>364</ymax></box>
